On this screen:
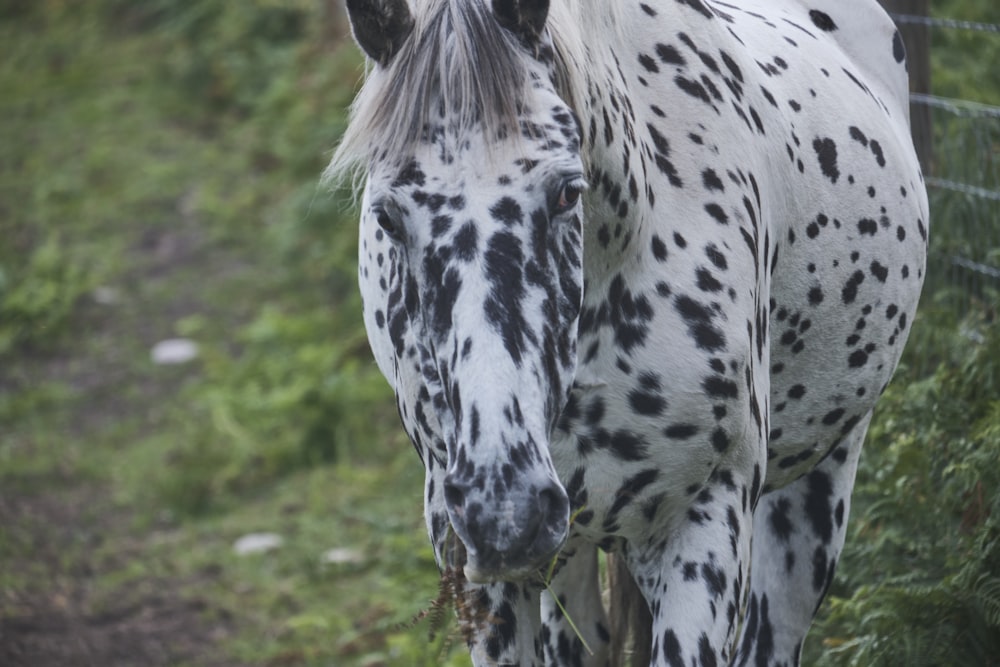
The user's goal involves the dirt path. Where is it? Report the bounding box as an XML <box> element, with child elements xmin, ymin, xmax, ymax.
<box><xmin>0</xmin><ymin>202</ymin><xmax>255</xmax><ymax>666</ymax></box>
<box><xmin>0</xmin><ymin>483</ymin><xmax>239</xmax><ymax>667</ymax></box>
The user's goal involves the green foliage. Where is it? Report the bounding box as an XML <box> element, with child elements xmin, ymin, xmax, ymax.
<box><xmin>126</xmin><ymin>0</ymin><xmax>307</xmax><ymax>112</ymax></box>
<box><xmin>0</xmin><ymin>6</ymin><xmax>123</xmax><ymax>353</ymax></box>
<box><xmin>0</xmin><ymin>232</ymin><xmax>93</xmax><ymax>353</ymax></box>
<box><xmin>151</xmin><ymin>305</ymin><xmax>392</xmax><ymax>517</ymax></box>
<box><xmin>930</xmin><ymin>1</ymin><xmax>1000</xmax><ymax>104</ymax></box>
<box><xmin>809</xmin><ymin>310</ymin><xmax>1000</xmax><ymax>666</ymax></box>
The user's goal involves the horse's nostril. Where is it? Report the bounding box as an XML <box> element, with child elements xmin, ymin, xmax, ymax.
<box><xmin>538</xmin><ymin>485</ymin><xmax>565</xmax><ymax>516</ymax></box>
<box><xmin>537</xmin><ymin>483</ymin><xmax>569</xmax><ymax>530</ymax></box>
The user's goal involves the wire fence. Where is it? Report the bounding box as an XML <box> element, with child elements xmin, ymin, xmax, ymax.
<box><xmin>887</xmin><ymin>11</ymin><xmax>1000</xmax><ymax>316</ymax></box>
<box><xmin>890</xmin><ymin>13</ymin><xmax>1000</xmax><ymax>33</ymax></box>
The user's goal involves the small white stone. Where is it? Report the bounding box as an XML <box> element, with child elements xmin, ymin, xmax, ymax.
<box><xmin>151</xmin><ymin>338</ymin><xmax>199</xmax><ymax>365</ymax></box>
<box><xmin>233</xmin><ymin>532</ymin><xmax>284</xmax><ymax>555</ymax></box>
<box><xmin>93</xmin><ymin>286</ymin><xmax>120</xmax><ymax>305</ymax></box>
<box><xmin>321</xmin><ymin>547</ymin><xmax>364</xmax><ymax>565</ymax></box>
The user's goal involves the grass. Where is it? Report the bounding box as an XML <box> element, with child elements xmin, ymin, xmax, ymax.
<box><xmin>0</xmin><ymin>4</ymin><xmax>470</xmax><ymax>665</ymax></box>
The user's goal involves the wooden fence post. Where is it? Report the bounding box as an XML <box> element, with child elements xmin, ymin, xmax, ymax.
<box><xmin>879</xmin><ymin>0</ymin><xmax>933</xmax><ymax>174</ymax></box>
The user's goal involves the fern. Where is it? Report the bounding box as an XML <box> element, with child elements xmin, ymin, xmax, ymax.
<box><xmin>809</xmin><ymin>311</ymin><xmax>1000</xmax><ymax>666</ymax></box>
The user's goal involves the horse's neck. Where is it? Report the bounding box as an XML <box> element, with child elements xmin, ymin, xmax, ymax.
<box><xmin>558</xmin><ymin>10</ymin><xmax>651</xmax><ymax>285</ymax></box>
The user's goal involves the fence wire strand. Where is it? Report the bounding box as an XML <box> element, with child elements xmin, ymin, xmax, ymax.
<box><xmin>889</xmin><ymin>13</ymin><xmax>1000</xmax><ymax>33</ymax></box>
<box><xmin>926</xmin><ymin>177</ymin><xmax>1000</xmax><ymax>203</ymax></box>
<box><xmin>892</xmin><ymin>10</ymin><xmax>1000</xmax><ymax>294</ymax></box>
<box><xmin>910</xmin><ymin>93</ymin><xmax>1000</xmax><ymax>120</ymax></box>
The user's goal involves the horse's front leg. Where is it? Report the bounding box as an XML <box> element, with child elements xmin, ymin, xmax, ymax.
<box><xmin>541</xmin><ymin>541</ymin><xmax>611</xmax><ymax>666</ymax></box>
<box><xmin>461</xmin><ymin>580</ymin><xmax>543</xmax><ymax>666</ymax></box>
<box><xmin>623</xmin><ymin>465</ymin><xmax>757</xmax><ymax>666</ymax></box>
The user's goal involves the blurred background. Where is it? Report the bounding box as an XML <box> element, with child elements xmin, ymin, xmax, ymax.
<box><xmin>0</xmin><ymin>1</ymin><xmax>997</xmax><ymax>665</ymax></box>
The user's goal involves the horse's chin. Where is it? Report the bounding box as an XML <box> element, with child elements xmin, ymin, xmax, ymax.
<box><xmin>463</xmin><ymin>563</ymin><xmax>541</xmax><ymax>584</ymax></box>
<box><xmin>462</xmin><ymin>556</ymin><xmax>547</xmax><ymax>585</ymax></box>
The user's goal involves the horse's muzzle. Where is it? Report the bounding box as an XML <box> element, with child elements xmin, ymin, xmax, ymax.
<box><xmin>443</xmin><ymin>475</ymin><xmax>570</xmax><ymax>582</ymax></box>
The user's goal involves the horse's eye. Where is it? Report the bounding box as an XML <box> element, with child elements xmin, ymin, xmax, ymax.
<box><xmin>374</xmin><ymin>206</ymin><xmax>405</xmax><ymax>243</ymax></box>
<box><xmin>553</xmin><ymin>181</ymin><xmax>584</xmax><ymax>216</ymax></box>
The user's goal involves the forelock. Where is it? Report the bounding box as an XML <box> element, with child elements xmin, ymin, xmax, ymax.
<box><xmin>326</xmin><ymin>0</ymin><xmax>531</xmax><ymax>183</ymax></box>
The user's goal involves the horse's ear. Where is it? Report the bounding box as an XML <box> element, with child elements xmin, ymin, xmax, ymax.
<box><xmin>492</xmin><ymin>0</ymin><xmax>550</xmax><ymax>46</ymax></box>
<box><xmin>345</xmin><ymin>0</ymin><xmax>414</xmax><ymax>67</ymax></box>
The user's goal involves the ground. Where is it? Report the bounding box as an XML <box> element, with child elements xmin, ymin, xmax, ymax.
<box><xmin>0</xmin><ymin>484</ymin><xmax>239</xmax><ymax>667</ymax></box>
<box><xmin>0</xmin><ymin>9</ymin><xmax>460</xmax><ymax>665</ymax></box>
<box><xmin>0</xmin><ymin>205</ymin><xmax>251</xmax><ymax>666</ymax></box>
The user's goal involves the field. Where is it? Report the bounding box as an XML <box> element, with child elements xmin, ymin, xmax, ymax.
<box><xmin>0</xmin><ymin>2</ymin><xmax>997</xmax><ymax>666</ymax></box>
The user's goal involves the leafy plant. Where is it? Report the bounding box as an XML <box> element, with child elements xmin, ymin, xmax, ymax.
<box><xmin>809</xmin><ymin>309</ymin><xmax>1000</xmax><ymax>666</ymax></box>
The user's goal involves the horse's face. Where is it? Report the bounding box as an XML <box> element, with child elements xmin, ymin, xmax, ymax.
<box><xmin>346</xmin><ymin>0</ymin><xmax>584</xmax><ymax>581</ymax></box>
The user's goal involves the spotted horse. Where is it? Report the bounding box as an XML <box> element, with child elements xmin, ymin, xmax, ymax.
<box><xmin>327</xmin><ymin>0</ymin><xmax>927</xmax><ymax>664</ymax></box>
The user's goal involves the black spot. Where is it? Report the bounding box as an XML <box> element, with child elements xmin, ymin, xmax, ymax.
<box><xmin>822</xmin><ymin>408</ymin><xmax>845</xmax><ymax>425</ymax></box>
<box><xmin>656</xmin><ymin>42</ymin><xmax>685</xmax><ymax>66</ymax></box>
<box><xmin>702</xmin><ymin>560</ymin><xmax>726</xmax><ymax>598</ymax></box>
<box><xmin>608</xmin><ymin>430</ymin><xmax>648</xmax><ymax>461</ymax></box>
<box><xmin>857</xmin><ymin>218</ymin><xmax>878</xmax><ymax>236</ymax></box>
<box><xmin>699</xmin><ymin>633</ymin><xmax>718</xmax><ymax>667</ymax></box>
<box><xmin>705</xmin><ymin>203</ymin><xmax>729</xmax><ymax>224</ymax></box>
<box><xmin>870</xmin><ymin>260</ymin><xmax>888</xmax><ymax>283</ymax></box>
<box><xmin>597</xmin><ymin>225</ymin><xmax>611</xmax><ymax>248</ymax></box>
<box><xmin>769</xmin><ymin>497</ymin><xmax>794</xmax><ymax>542</ymax></box>
<box><xmin>630</xmin><ymin>389</ymin><xmax>666</xmax><ymax>416</ymax></box>
<box><xmin>638</xmin><ymin>53</ymin><xmax>659</xmax><ymax>73</ymax></box>
<box><xmin>805</xmin><ymin>470</ymin><xmax>834</xmax><ymax>543</ymax></box>
<box><xmin>651</xmin><ymin>235</ymin><xmax>669</xmax><ymax>261</ymax></box>
<box><xmin>811</xmin><ymin>546</ymin><xmax>828</xmax><ymax>591</ymax></box>
<box><xmin>490</xmin><ymin>196</ymin><xmax>523</xmax><ymax>226</ymax></box>
<box><xmin>647</xmin><ymin>123</ymin><xmax>684</xmax><ymax>187</ymax></box>
<box><xmin>675</xmin><ymin>74</ymin><xmax>712</xmax><ymax>105</ymax></box>
<box><xmin>704</xmin><ymin>376</ymin><xmax>738</xmax><ymax>399</ymax></box>
<box><xmin>892</xmin><ymin>30</ymin><xmax>906</xmax><ymax>63</ymax></box>
<box><xmin>702</xmin><ymin>168</ymin><xmax>725</xmax><ymax>192</ymax></box>
<box><xmin>677</xmin><ymin>0</ymin><xmax>714</xmax><ymax>21</ymax></box>
<box><xmin>711</xmin><ymin>428</ymin><xmax>731</xmax><ymax>452</ymax></box>
<box><xmin>676</xmin><ymin>295</ymin><xmax>726</xmax><ymax>351</ymax></box>
<box><xmin>809</xmin><ymin>10</ymin><xmax>837</xmax><ymax>32</ymax></box>
<box><xmin>841</xmin><ymin>270</ymin><xmax>865</xmax><ymax>305</ymax></box>
<box><xmin>705</xmin><ymin>244</ymin><xmax>728</xmax><ymax>269</ymax></box>
<box><xmin>431</xmin><ymin>214</ymin><xmax>452</xmax><ymax>237</ymax></box>
<box><xmin>869</xmin><ymin>140</ymin><xmax>886</xmax><ymax>167</ymax></box>
<box><xmin>483</xmin><ymin>232</ymin><xmax>530</xmax><ymax>363</ymax></box>
<box><xmin>808</xmin><ymin>286</ymin><xmax>824</xmax><ymax>306</ymax></box>
<box><xmin>665</xmin><ymin>423</ymin><xmax>698</xmax><ymax>439</ymax></box>
<box><xmin>392</xmin><ymin>159</ymin><xmax>426</xmax><ymax>187</ymax></box>
<box><xmin>663</xmin><ymin>630</ymin><xmax>684</xmax><ymax>667</ymax></box>
<box><xmin>848</xmin><ymin>349</ymin><xmax>868</xmax><ymax>367</ymax></box>
<box><xmin>696</xmin><ymin>268</ymin><xmax>723</xmax><ymax>293</ymax></box>
<box><xmin>848</xmin><ymin>126</ymin><xmax>868</xmax><ymax>146</ymax></box>
<box><xmin>813</xmin><ymin>137</ymin><xmax>840</xmax><ymax>183</ymax></box>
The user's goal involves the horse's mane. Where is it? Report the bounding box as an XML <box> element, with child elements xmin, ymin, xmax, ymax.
<box><xmin>324</xmin><ymin>0</ymin><xmax>594</xmax><ymax>184</ymax></box>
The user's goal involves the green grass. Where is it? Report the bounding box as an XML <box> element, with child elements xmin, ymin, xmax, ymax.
<box><xmin>0</xmin><ymin>4</ymin><xmax>469</xmax><ymax>665</ymax></box>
